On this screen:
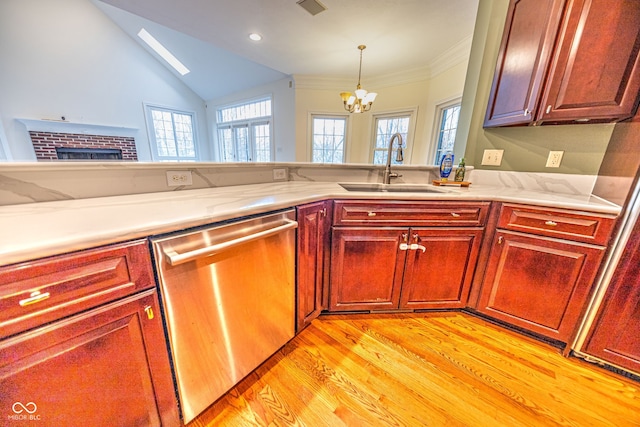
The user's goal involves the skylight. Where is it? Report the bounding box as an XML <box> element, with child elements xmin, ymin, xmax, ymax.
<box><xmin>137</xmin><ymin>28</ymin><xmax>190</xmax><ymax>76</ymax></box>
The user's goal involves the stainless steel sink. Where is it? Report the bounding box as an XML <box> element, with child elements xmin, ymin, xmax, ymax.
<box><xmin>339</xmin><ymin>182</ymin><xmax>449</xmax><ymax>193</ymax></box>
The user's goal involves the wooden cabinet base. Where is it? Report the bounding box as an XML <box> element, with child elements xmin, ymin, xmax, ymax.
<box><xmin>477</xmin><ymin>231</ymin><xmax>604</xmax><ymax>342</ymax></box>
<box><xmin>0</xmin><ymin>290</ymin><xmax>179</xmax><ymax>426</ymax></box>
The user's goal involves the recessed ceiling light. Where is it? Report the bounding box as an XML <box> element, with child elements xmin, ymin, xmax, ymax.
<box><xmin>137</xmin><ymin>28</ymin><xmax>190</xmax><ymax>76</ymax></box>
<box><xmin>249</xmin><ymin>33</ymin><xmax>263</xmax><ymax>42</ymax></box>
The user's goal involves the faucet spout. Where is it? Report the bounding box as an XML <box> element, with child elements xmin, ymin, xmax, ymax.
<box><xmin>383</xmin><ymin>133</ymin><xmax>403</xmax><ymax>184</ymax></box>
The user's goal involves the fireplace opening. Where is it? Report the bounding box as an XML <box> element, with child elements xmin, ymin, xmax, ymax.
<box><xmin>55</xmin><ymin>147</ymin><xmax>123</xmax><ymax>160</ymax></box>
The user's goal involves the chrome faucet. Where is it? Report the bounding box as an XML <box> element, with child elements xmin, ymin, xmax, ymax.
<box><xmin>383</xmin><ymin>133</ymin><xmax>404</xmax><ymax>184</ymax></box>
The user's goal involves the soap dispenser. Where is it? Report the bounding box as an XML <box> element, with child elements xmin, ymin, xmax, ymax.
<box><xmin>439</xmin><ymin>152</ymin><xmax>454</xmax><ymax>181</ymax></box>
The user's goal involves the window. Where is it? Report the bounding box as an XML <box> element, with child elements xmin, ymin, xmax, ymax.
<box><xmin>311</xmin><ymin>115</ymin><xmax>347</xmax><ymax>163</ymax></box>
<box><xmin>372</xmin><ymin>113</ymin><xmax>411</xmax><ymax>165</ymax></box>
<box><xmin>145</xmin><ymin>105</ymin><xmax>198</xmax><ymax>161</ymax></box>
<box><xmin>217</xmin><ymin>98</ymin><xmax>273</xmax><ymax>162</ymax></box>
<box><xmin>433</xmin><ymin>100</ymin><xmax>461</xmax><ymax>164</ymax></box>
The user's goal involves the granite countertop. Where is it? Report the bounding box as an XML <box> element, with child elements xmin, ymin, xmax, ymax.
<box><xmin>0</xmin><ymin>181</ymin><xmax>621</xmax><ymax>267</ymax></box>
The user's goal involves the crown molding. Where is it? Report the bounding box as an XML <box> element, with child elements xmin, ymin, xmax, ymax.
<box><xmin>293</xmin><ymin>35</ymin><xmax>473</xmax><ymax>91</ymax></box>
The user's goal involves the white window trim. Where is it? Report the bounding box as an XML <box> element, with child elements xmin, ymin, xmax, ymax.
<box><xmin>370</xmin><ymin>107</ymin><xmax>418</xmax><ymax>164</ymax></box>
<box><xmin>217</xmin><ymin>120</ymin><xmax>274</xmax><ymax>162</ymax></box>
<box><xmin>143</xmin><ymin>103</ymin><xmax>199</xmax><ymax>162</ymax></box>
<box><xmin>429</xmin><ymin>96</ymin><xmax>462</xmax><ymax>165</ymax></box>
<box><xmin>0</xmin><ymin>116</ymin><xmax>11</xmax><ymax>161</ymax></box>
<box><xmin>308</xmin><ymin>112</ymin><xmax>350</xmax><ymax>163</ymax></box>
<box><xmin>215</xmin><ymin>96</ymin><xmax>274</xmax><ymax>162</ymax></box>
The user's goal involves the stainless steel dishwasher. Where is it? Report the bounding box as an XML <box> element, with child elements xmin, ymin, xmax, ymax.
<box><xmin>151</xmin><ymin>209</ymin><xmax>297</xmax><ymax>424</ymax></box>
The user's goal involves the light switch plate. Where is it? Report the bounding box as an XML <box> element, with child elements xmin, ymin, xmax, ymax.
<box><xmin>546</xmin><ymin>151</ymin><xmax>564</xmax><ymax>168</ymax></box>
<box><xmin>481</xmin><ymin>149</ymin><xmax>504</xmax><ymax>166</ymax></box>
<box><xmin>166</xmin><ymin>170</ymin><xmax>193</xmax><ymax>186</ymax></box>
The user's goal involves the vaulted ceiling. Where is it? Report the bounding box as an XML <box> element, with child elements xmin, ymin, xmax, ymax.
<box><xmin>95</xmin><ymin>0</ymin><xmax>479</xmax><ymax>100</ymax></box>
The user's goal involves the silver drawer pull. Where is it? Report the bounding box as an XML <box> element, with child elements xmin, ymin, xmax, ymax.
<box><xmin>545</xmin><ymin>220</ymin><xmax>558</xmax><ymax>227</ymax></box>
<box><xmin>451</xmin><ymin>212</ymin><xmax>460</xmax><ymax>217</ymax></box>
<box><xmin>367</xmin><ymin>211</ymin><xmax>376</xmax><ymax>217</ymax></box>
<box><xmin>19</xmin><ymin>290</ymin><xmax>50</xmax><ymax>307</ymax></box>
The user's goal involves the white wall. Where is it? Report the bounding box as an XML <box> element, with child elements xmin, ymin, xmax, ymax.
<box><xmin>0</xmin><ymin>0</ymin><xmax>210</xmax><ymax>161</ymax></box>
<box><xmin>294</xmin><ymin>61</ymin><xmax>468</xmax><ymax>165</ymax></box>
<box><xmin>207</xmin><ymin>78</ymin><xmax>296</xmax><ymax>162</ymax></box>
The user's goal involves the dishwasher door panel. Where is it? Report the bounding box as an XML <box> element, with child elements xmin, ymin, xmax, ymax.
<box><xmin>151</xmin><ymin>210</ymin><xmax>296</xmax><ymax>423</ymax></box>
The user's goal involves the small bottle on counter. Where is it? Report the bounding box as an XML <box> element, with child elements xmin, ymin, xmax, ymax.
<box><xmin>454</xmin><ymin>157</ymin><xmax>466</xmax><ymax>182</ymax></box>
<box><xmin>439</xmin><ymin>152</ymin><xmax>454</xmax><ymax>181</ymax></box>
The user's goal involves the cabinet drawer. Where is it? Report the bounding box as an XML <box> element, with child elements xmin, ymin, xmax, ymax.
<box><xmin>333</xmin><ymin>201</ymin><xmax>490</xmax><ymax>227</ymax></box>
<box><xmin>0</xmin><ymin>239</ymin><xmax>154</xmax><ymax>339</ymax></box>
<box><xmin>497</xmin><ymin>204</ymin><xmax>617</xmax><ymax>245</ymax></box>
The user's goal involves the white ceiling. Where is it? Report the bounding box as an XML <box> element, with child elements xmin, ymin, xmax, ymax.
<box><xmin>95</xmin><ymin>0</ymin><xmax>480</xmax><ymax>100</ymax></box>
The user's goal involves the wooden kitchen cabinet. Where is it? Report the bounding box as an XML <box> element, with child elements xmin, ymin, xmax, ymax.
<box><xmin>484</xmin><ymin>0</ymin><xmax>566</xmax><ymax>127</ymax></box>
<box><xmin>0</xmin><ymin>240</ymin><xmax>179</xmax><ymax>426</ymax></box>
<box><xmin>330</xmin><ymin>227</ymin><xmax>407</xmax><ymax>311</ymax></box>
<box><xmin>583</xmin><ymin>215</ymin><xmax>640</xmax><ymax>374</ymax></box>
<box><xmin>476</xmin><ymin>204</ymin><xmax>617</xmax><ymax>343</ymax></box>
<box><xmin>329</xmin><ymin>201</ymin><xmax>489</xmax><ymax>312</ymax></box>
<box><xmin>400</xmin><ymin>228</ymin><xmax>484</xmax><ymax>309</ymax></box>
<box><xmin>0</xmin><ymin>239</ymin><xmax>155</xmax><ymax>340</ymax></box>
<box><xmin>296</xmin><ymin>200</ymin><xmax>331</xmax><ymax>331</ymax></box>
<box><xmin>485</xmin><ymin>0</ymin><xmax>640</xmax><ymax>127</ymax></box>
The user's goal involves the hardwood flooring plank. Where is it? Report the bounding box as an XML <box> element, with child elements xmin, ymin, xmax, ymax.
<box><xmin>324</xmin><ymin>315</ymin><xmax>545</xmax><ymax>427</ymax></box>
<box><xmin>295</xmin><ymin>323</ymin><xmax>463</xmax><ymax>426</ymax></box>
<box><xmin>189</xmin><ymin>312</ymin><xmax>640</xmax><ymax>427</ymax></box>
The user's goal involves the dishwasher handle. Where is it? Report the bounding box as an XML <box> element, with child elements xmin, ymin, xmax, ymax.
<box><xmin>163</xmin><ymin>219</ymin><xmax>298</xmax><ymax>266</ymax></box>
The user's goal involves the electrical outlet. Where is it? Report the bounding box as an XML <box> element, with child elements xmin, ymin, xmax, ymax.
<box><xmin>546</xmin><ymin>151</ymin><xmax>564</xmax><ymax>168</ymax></box>
<box><xmin>166</xmin><ymin>170</ymin><xmax>193</xmax><ymax>186</ymax></box>
<box><xmin>273</xmin><ymin>168</ymin><xmax>287</xmax><ymax>181</ymax></box>
<box><xmin>481</xmin><ymin>149</ymin><xmax>504</xmax><ymax>166</ymax></box>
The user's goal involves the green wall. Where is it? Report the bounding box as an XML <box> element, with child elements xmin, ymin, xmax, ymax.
<box><xmin>458</xmin><ymin>0</ymin><xmax>614</xmax><ymax>175</ymax></box>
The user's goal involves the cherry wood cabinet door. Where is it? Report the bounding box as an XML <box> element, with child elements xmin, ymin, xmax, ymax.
<box><xmin>538</xmin><ymin>0</ymin><xmax>640</xmax><ymax>124</ymax></box>
<box><xmin>0</xmin><ymin>239</ymin><xmax>155</xmax><ymax>340</ymax></box>
<box><xmin>400</xmin><ymin>228</ymin><xmax>484</xmax><ymax>310</ymax></box>
<box><xmin>0</xmin><ymin>290</ymin><xmax>179</xmax><ymax>427</ymax></box>
<box><xmin>330</xmin><ymin>228</ymin><xmax>407</xmax><ymax>311</ymax></box>
<box><xmin>296</xmin><ymin>201</ymin><xmax>331</xmax><ymax>331</ymax></box>
<box><xmin>484</xmin><ymin>0</ymin><xmax>566</xmax><ymax>127</ymax></box>
<box><xmin>477</xmin><ymin>231</ymin><xmax>605</xmax><ymax>342</ymax></box>
<box><xmin>584</xmin><ymin>220</ymin><xmax>640</xmax><ymax>373</ymax></box>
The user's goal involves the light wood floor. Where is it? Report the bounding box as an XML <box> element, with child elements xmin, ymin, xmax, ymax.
<box><xmin>188</xmin><ymin>312</ymin><xmax>640</xmax><ymax>426</ymax></box>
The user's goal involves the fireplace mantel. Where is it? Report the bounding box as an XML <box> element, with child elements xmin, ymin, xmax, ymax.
<box><xmin>17</xmin><ymin>118</ymin><xmax>138</xmax><ymax>137</ymax></box>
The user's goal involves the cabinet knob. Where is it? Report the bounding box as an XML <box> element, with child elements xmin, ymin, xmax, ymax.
<box><xmin>320</xmin><ymin>208</ymin><xmax>327</xmax><ymax>217</ymax></box>
<box><xmin>545</xmin><ymin>220</ymin><xmax>558</xmax><ymax>227</ymax></box>
<box><xmin>497</xmin><ymin>236</ymin><xmax>504</xmax><ymax>245</ymax></box>
<box><xmin>144</xmin><ymin>305</ymin><xmax>155</xmax><ymax>320</ymax></box>
<box><xmin>546</xmin><ymin>105</ymin><xmax>552</xmax><ymax>114</ymax></box>
<box><xmin>451</xmin><ymin>212</ymin><xmax>460</xmax><ymax>217</ymax></box>
<box><xmin>524</xmin><ymin>108</ymin><xmax>530</xmax><ymax>116</ymax></box>
<box><xmin>367</xmin><ymin>211</ymin><xmax>376</xmax><ymax>217</ymax></box>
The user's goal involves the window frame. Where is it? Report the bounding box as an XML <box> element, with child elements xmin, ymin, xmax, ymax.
<box><xmin>143</xmin><ymin>103</ymin><xmax>199</xmax><ymax>162</ymax></box>
<box><xmin>215</xmin><ymin>97</ymin><xmax>274</xmax><ymax>162</ymax></box>
<box><xmin>431</xmin><ymin>97</ymin><xmax>462</xmax><ymax>165</ymax></box>
<box><xmin>309</xmin><ymin>113</ymin><xmax>349</xmax><ymax>164</ymax></box>
<box><xmin>370</xmin><ymin>108</ymin><xmax>417</xmax><ymax>165</ymax></box>
<box><xmin>0</xmin><ymin>116</ymin><xmax>11</xmax><ymax>161</ymax></box>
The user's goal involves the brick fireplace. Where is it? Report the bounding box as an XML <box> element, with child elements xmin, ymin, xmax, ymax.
<box><xmin>30</xmin><ymin>131</ymin><xmax>138</xmax><ymax>161</ymax></box>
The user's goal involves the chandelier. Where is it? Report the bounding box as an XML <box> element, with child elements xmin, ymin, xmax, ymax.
<box><xmin>340</xmin><ymin>45</ymin><xmax>377</xmax><ymax>113</ymax></box>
